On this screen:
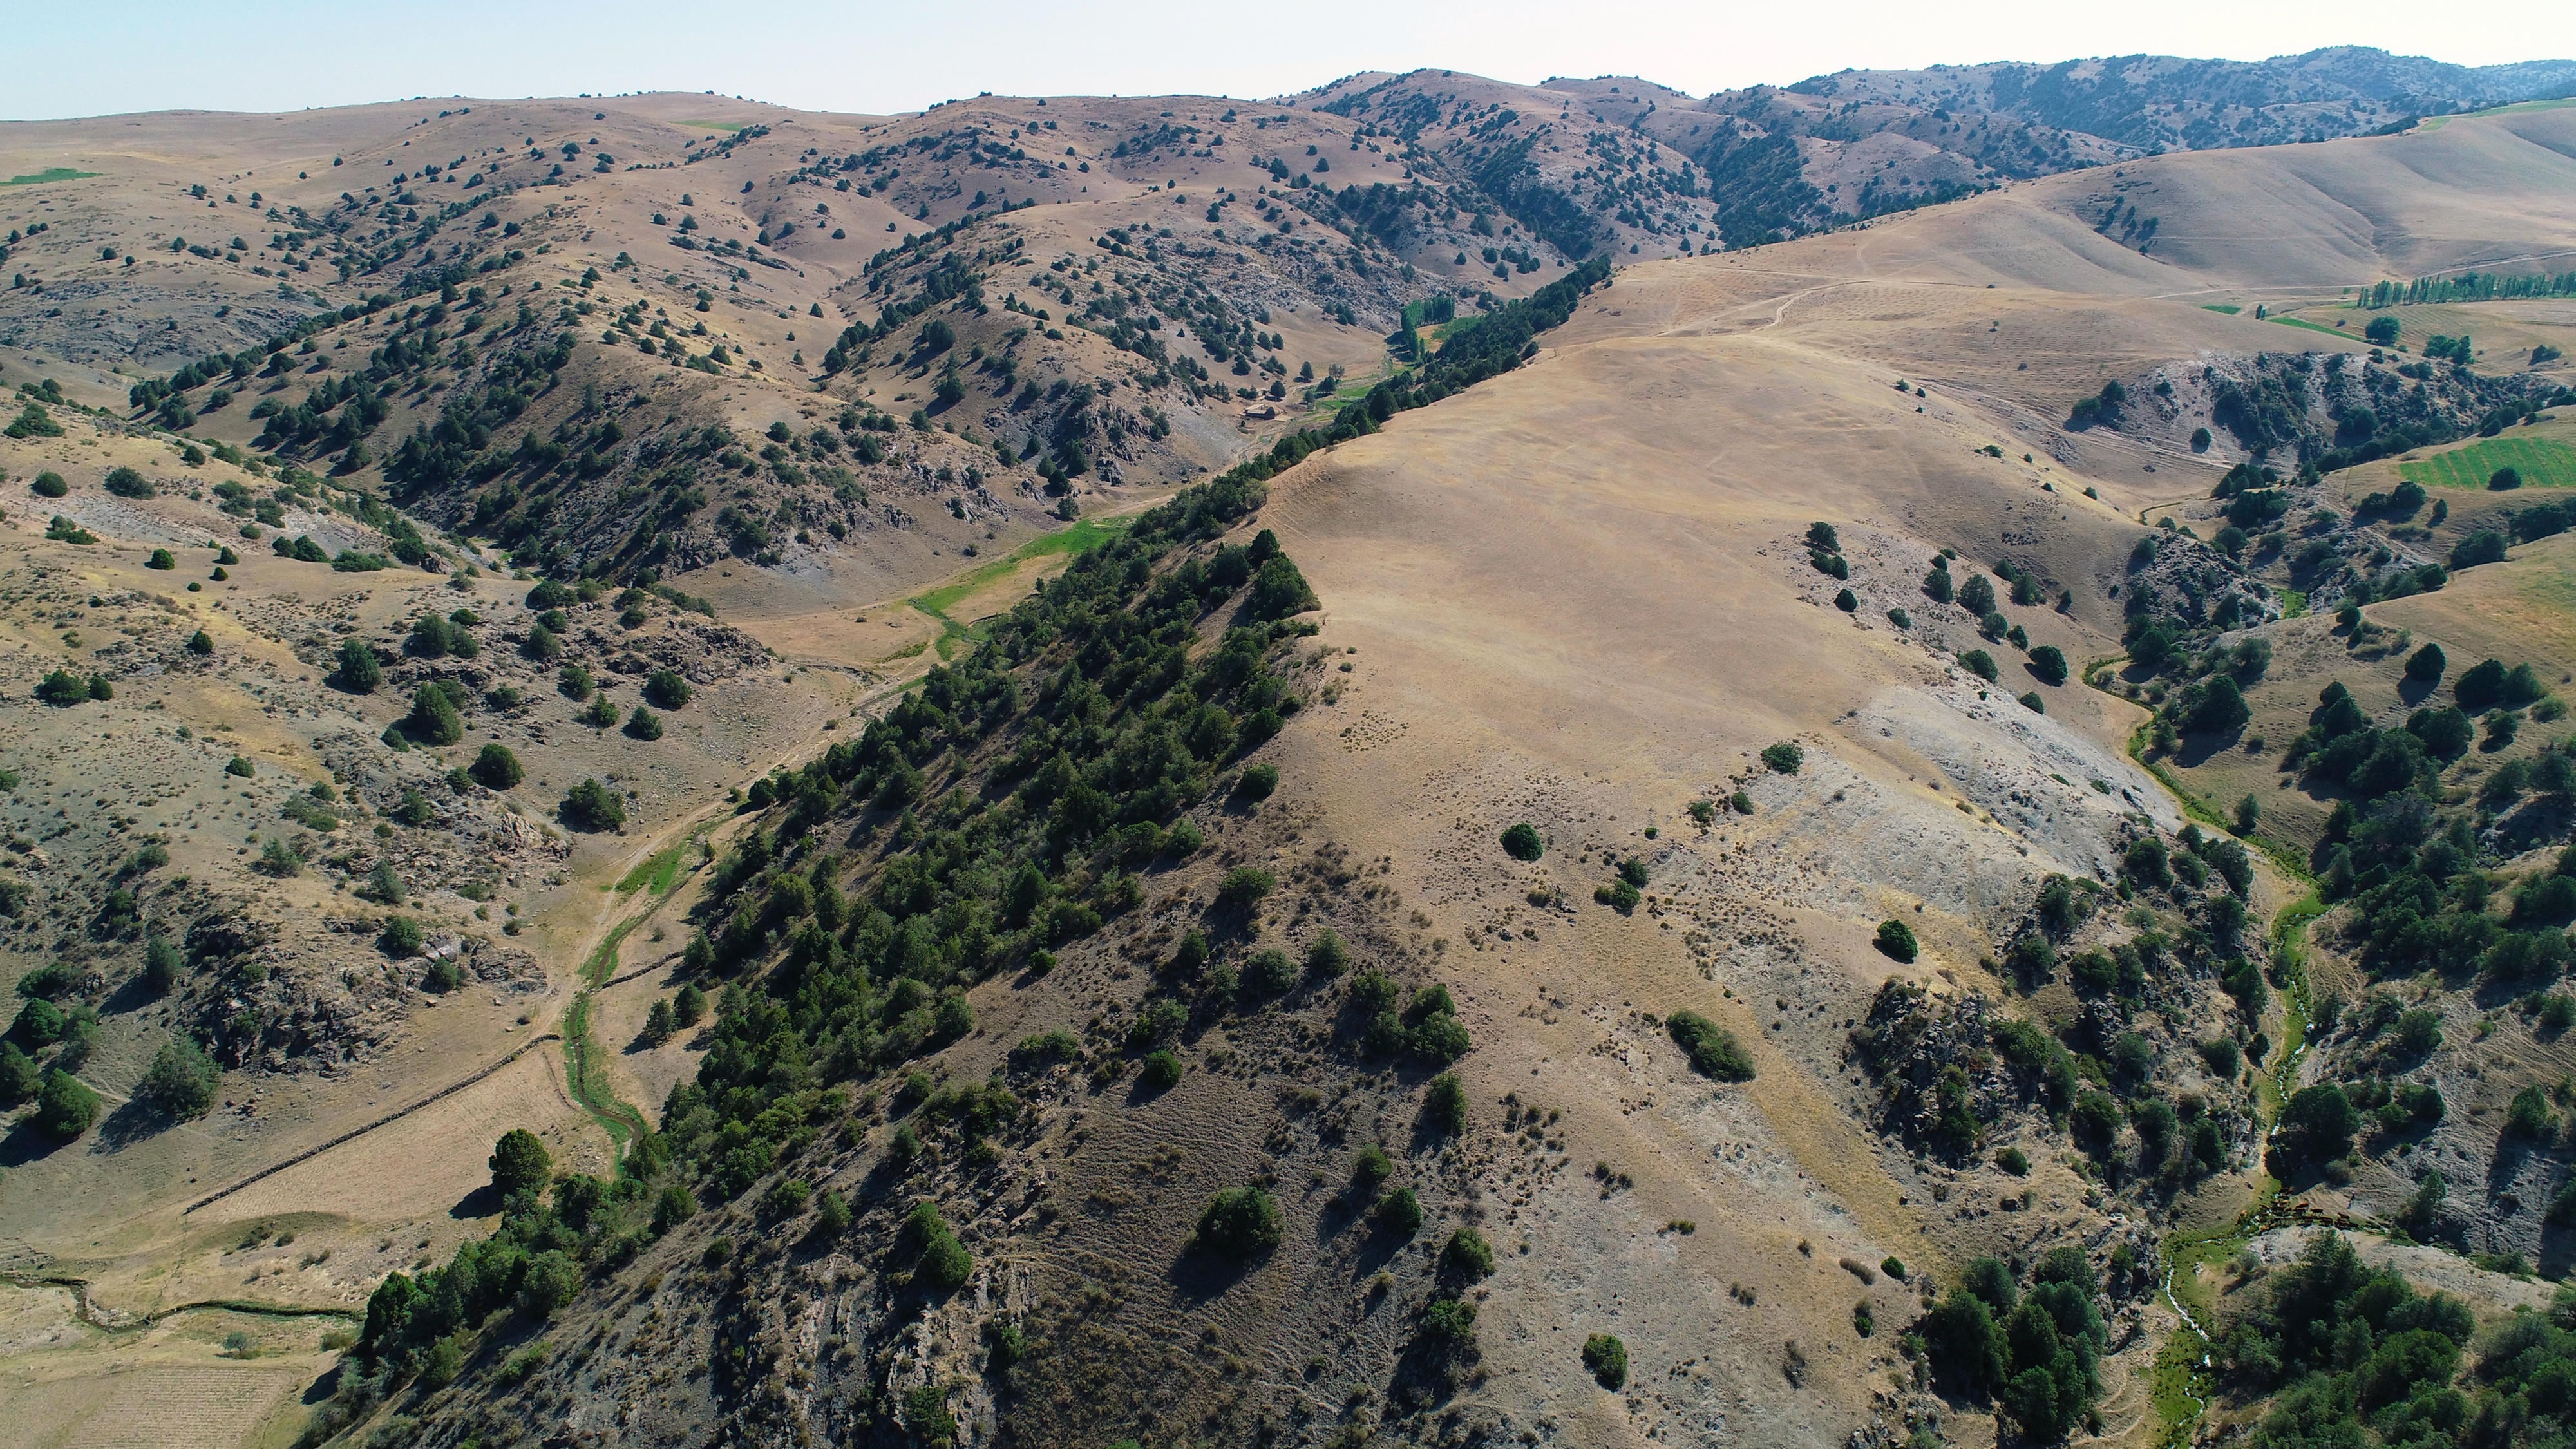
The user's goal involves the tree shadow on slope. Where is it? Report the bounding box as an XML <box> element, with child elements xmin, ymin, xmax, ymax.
<box><xmin>0</xmin><ymin>1120</ymin><xmax>71</xmax><ymax>1168</ymax></box>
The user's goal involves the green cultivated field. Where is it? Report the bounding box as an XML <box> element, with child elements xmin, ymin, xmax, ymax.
<box><xmin>2399</xmin><ymin>435</ymin><xmax>2576</xmax><ymax>489</ymax></box>
<box><xmin>3</xmin><ymin>168</ymin><xmax>100</xmax><ymax>187</ymax></box>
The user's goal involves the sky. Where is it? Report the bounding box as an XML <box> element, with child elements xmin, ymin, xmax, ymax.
<box><xmin>6</xmin><ymin>0</ymin><xmax>2567</xmax><ymax>122</ymax></box>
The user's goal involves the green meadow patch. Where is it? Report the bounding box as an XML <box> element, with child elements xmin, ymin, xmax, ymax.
<box><xmin>907</xmin><ymin>516</ymin><xmax>1130</xmax><ymax>658</ymax></box>
<box><xmin>3</xmin><ymin>168</ymin><xmax>100</xmax><ymax>187</ymax></box>
<box><xmin>2266</xmin><ymin>315</ymin><xmax>2351</xmax><ymax>341</ymax></box>
<box><xmin>2399</xmin><ymin>435</ymin><xmax>2576</xmax><ymax>490</ymax></box>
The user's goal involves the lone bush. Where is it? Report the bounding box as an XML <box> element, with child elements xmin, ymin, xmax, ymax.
<box><xmin>139</xmin><ymin>1037</ymin><xmax>219</xmax><ymax>1119</ymax></box>
<box><xmin>332</xmin><ymin>639</ymin><xmax>381</xmax><ymax>693</ymax></box>
<box><xmin>1584</xmin><ymin>1332</ymin><xmax>1629</xmax><ymax>1388</ymax></box>
<box><xmin>1193</xmin><ymin>1186</ymin><xmax>1283</xmax><ymax>1260</ymax></box>
<box><xmin>33</xmin><ymin>1068</ymin><xmax>100</xmax><ymax>1141</ymax></box>
<box><xmin>252</xmin><ymin>837</ymin><xmax>300</xmax><ymax>877</ymax></box>
<box><xmin>904</xmin><ymin>1201</ymin><xmax>973</xmax><ymax>1290</ymax></box>
<box><xmin>1874</xmin><ymin>919</ymin><xmax>1918</xmax><ymax>962</ymax></box>
<box><xmin>1343</xmin><ymin>1147</ymin><xmax>1394</xmax><ymax>1201</ymax></box>
<box><xmin>471</xmin><ymin>744</ymin><xmax>524</xmax><ymax>789</ymax></box>
<box><xmin>1421</xmin><ymin>1296</ymin><xmax>1479</xmax><ymax>1347</ymax></box>
<box><xmin>1761</xmin><ymin>741</ymin><xmax>1803</xmax><ymax>774</ymax></box>
<box><xmin>1667</xmin><ymin>1010</ymin><xmax>1756</xmax><ymax>1081</ymax></box>
<box><xmin>1305</xmin><ymin>930</ymin><xmax>1349</xmax><ymax>978</ymax></box>
<box><xmin>1443</xmin><ymin>1227</ymin><xmax>1495</xmax><ymax>1281</ymax></box>
<box><xmin>641</xmin><ymin>669</ymin><xmax>692</xmax><ymax>708</ymax></box>
<box><xmin>560</xmin><ymin>778</ymin><xmax>627</xmax><ymax>831</ymax></box>
<box><xmin>36</xmin><ymin>670</ymin><xmax>89</xmax><ymax>705</ymax></box>
<box><xmin>1241</xmin><ymin>947</ymin><xmax>1296</xmax><ymax>997</ymax></box>
<box><xmin>1423</xmin><ymin>1072</ymin><xmax>1468</xmax><ymax>1133</ymax></box>
<box><xmin>489</xmin><ymin>1128</ymin><xmax>551</xmax><ymax>1200</ymax></box>
<box><xmin>407</xmin><ymin>683</ymin><xmax>464</xmax><ymax>745</ymax></box>
<box><xmin>144</xmin><ymin>937</ymin><xmax>181</xmax><ymax>994</ymax></box>
<box><xmin>1216</xmin><ymin>866</ymin><xmax>1274</xmax><ymax>909</ymax></box>
<box><xmin>1377</xmin><ymin>1186</ymin><xmax>1424</xmax><ymax>1237</ymax></box>
<box><xmin>1500</xmin><ymin>822</ymin><xmax>1544</xmax><ymax>861</ymax></box>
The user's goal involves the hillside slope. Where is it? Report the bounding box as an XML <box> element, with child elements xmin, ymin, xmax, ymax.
<box><xmin>6</xmin><ymin>79</ymin><xmax>2576</xmax><ymax>1449</ymax></box>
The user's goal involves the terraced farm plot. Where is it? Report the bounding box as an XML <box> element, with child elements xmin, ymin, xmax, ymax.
<box><xmin>2398</xmin><ymin>434</ymin><xmax>2576</xmax><ymax>489</ymax></box>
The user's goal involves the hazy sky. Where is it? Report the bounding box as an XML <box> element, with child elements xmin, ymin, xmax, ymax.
<box><xmin>6</xmin><ymin>0</ymin><xmax>2566</xmax><ymax>122</ymax></box>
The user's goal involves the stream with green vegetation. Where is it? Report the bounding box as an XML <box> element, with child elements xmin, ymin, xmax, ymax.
<box><xmin>2099</xmin><ymin>643</ymin><xmax>2333</xmax><ymax>1443</ymax></box>
<box><xmin>2145</xmin><ymin>884</ymin><xmax>2325</xmax><ymax>1443</ymax></box>
<box><xmin>558</xmin><ymin>833</ymin><xmax>707</xmax><ymax>1166</ymax></box>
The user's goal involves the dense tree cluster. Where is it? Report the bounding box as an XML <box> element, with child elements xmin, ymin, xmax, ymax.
<box><xmin>1917</xmin><ymin>1247</ymin><xmax>2108</xmax><ymax>1441</ymax></box>
<box><xmin>2209</xmin><ymin>1230</ymin><xmax>2576</xmax><ymax>1448</ymax></box>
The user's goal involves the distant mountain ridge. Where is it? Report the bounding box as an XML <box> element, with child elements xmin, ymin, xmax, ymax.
<box><xmin>1786</xmin><ymin>46</ymin><xmax>2576</xmax><ymax>153</ymax></box>
<box><xmin>1287</xmin><ymin>46</ymin><xmax>2576</xmax><ymax>258</ymax></box>
<box><xmin>1655</xmin><ymin>45</ymin><xmax>2576</xmax><ymax>246</ymax></box>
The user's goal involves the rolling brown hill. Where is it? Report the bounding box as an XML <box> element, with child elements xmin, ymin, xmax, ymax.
<box><xmin>3</xmin><ymin>74</ymin><xmax>2576</xmax><ymax>1449</ymax></box>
